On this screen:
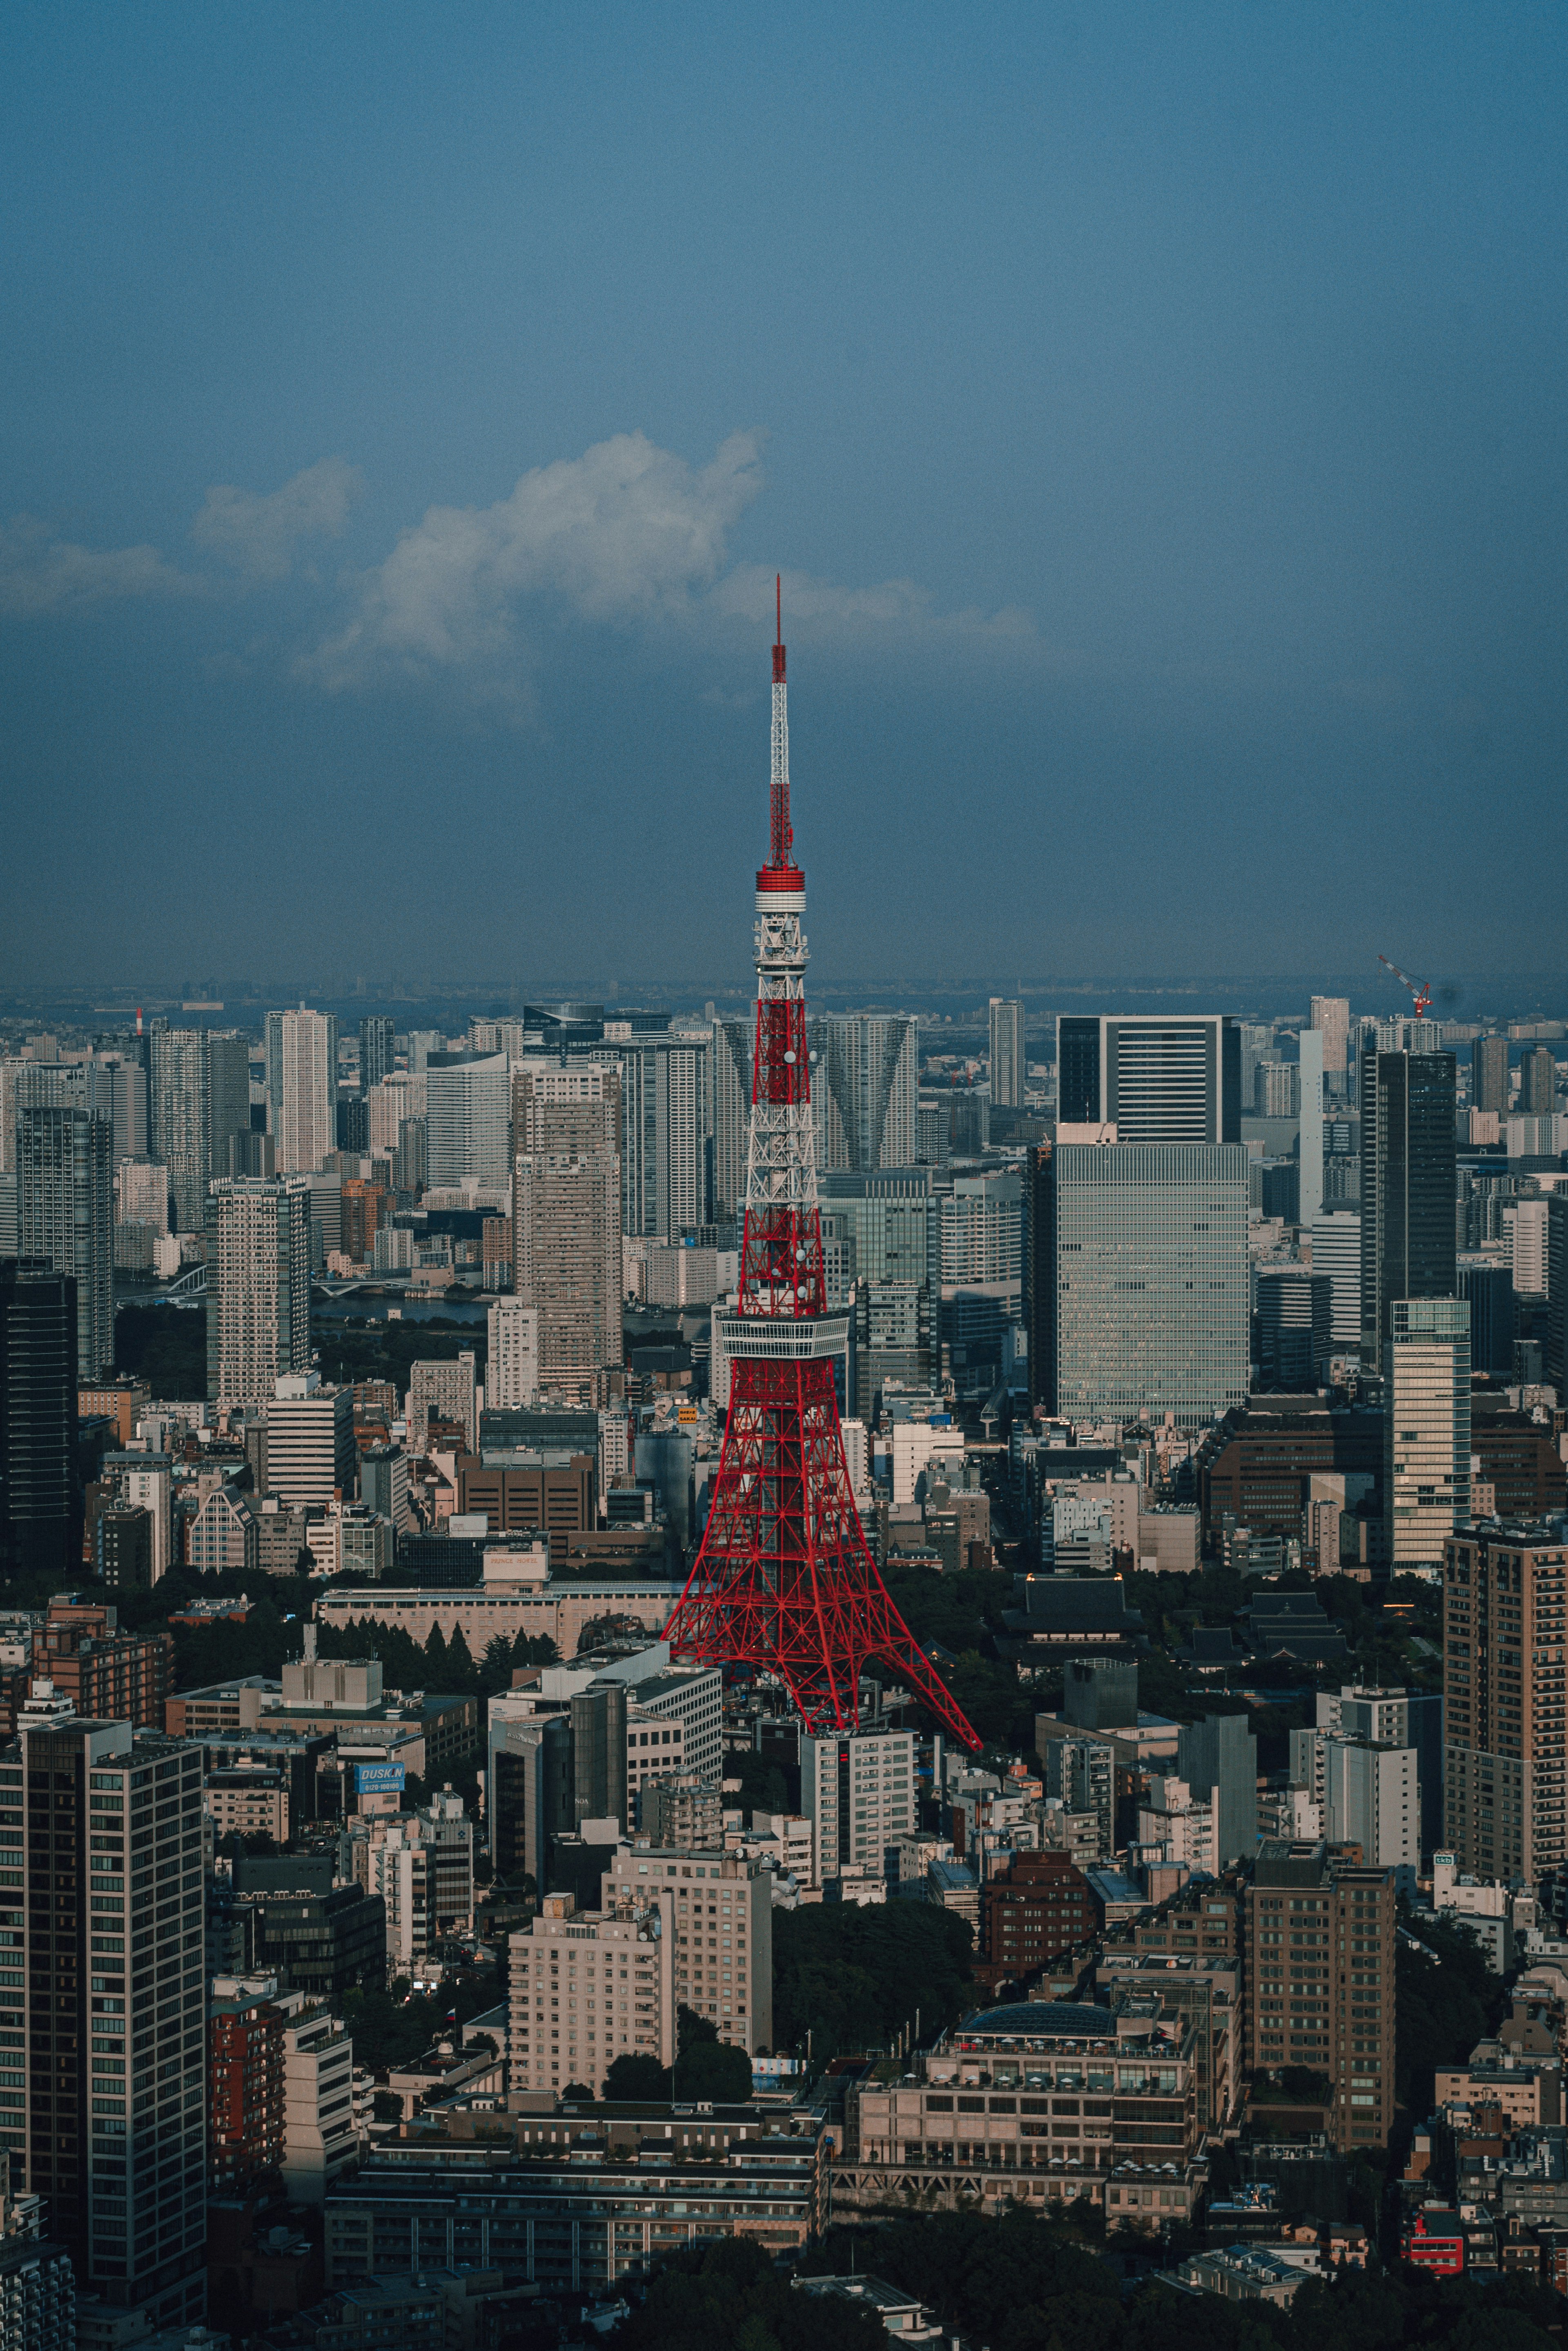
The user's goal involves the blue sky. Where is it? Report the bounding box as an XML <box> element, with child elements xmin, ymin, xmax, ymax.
<box><xmin>2</xmin><ymin>3</ymin><xmax>1564</xmax><ymax>994</ymax></box>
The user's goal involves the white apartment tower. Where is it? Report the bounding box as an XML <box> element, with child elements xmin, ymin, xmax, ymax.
<box><xmin>270</xmin><ymin>1008</ymin><xmax>339</xmax><ymax>1175</ymax></box>
<box><xmin>512</xmin><ymin>1064</ymin><xmax>624</xmax><ymax>1404</ymax></box>
<box><xmin>486</xmin><ymin>1298</ymin><xmax>540</xmax><ymax>1410</ymax></box>
<box><xmin>800</xmin><ymin>1729</ymin><xmax>916</xmax><ymax>1883</ymax></box>
<box><xmin>1385</xmin><ymin>1298</ymin><xmax>1470</xmax><ymax>1575</ymax></box>
<box><xmin>205</xmin><ymin>1175</ymin><xmax>312</xmax><ymax>1408</ymax></box>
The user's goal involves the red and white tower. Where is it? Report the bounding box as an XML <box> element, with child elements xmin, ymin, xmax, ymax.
<box><xmin>664</xmin><ymin>585</ymin><xmax>982</xmax><ymax>1749</ymax></box>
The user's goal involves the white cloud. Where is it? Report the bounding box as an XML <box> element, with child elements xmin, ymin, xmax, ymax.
<box><xmin>305</xmin><ymin>429</ymin><xmax>765</xmax><ymax>687</ymax></box>
<box><xmin>189</xmin><ymin>455</ymin><xmax>362</xmax><ymax>580</ymax></box>
<box><xmin>0</xmin><ymin>518</ymin><xmax>196</xmax><ymax>616</ymax></box>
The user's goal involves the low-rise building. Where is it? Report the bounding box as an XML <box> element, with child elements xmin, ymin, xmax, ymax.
<box><xmin>1172</xmin><ymin>2244</ymin><xmax>1309</xmax><ymax>2305</ymax></box>
<box><xmin>844</xmin><ymin>1997</ymin><xmax>1207</xmax><ymax>2224</ymax></box>
<box><xmin>207</xmin><ymin>1767</ymin><xmax>290</xmax><ymax>1846</ymax></box>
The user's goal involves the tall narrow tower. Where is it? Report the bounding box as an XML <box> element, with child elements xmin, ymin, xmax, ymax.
<box><xmin>664</xmin><ymin>587</ymin><xmax>980</xmax><ymax>1747</ymax></box>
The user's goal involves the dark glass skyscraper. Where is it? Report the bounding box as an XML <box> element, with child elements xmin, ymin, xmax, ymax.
<box><xmin>1359</xmin><ymin>1051</ymin><xmax>1457</xmax><ymax>1372</ymax></box>
<box><xmin>0</xmin><ymin>1260</ymin><xmax>78</xmax><ymax>1578</ymax></box>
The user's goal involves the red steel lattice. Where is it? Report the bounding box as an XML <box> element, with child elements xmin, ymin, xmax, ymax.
<box><xmin>663</xmin><ymin>589</ymin><xmax>982</xmax><ymax>1750</ymax></box>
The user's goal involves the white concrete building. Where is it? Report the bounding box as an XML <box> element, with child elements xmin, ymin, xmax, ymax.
<box><xmin>800</xmin><ymin>1729</ymin><xmax>916</xmax><ymax>1883</ymax></box>
<box><xmin>509</xmin><ymin>1888</ymin><xmax>675</xmax><ymax>2097</ymax></box>
<box><xmin>271</xmin><ymin>1008</ymin><xmax>339</xmax><ymax>1176</ymax></box>
<box><xmin>348</xmin><ymin>1791</ymin><xmax>475</xmax><ymax>1981</ymax></box>
<box><xmin>265</xmin><ymin>1371</ymin><xmax>355</xmax><ymax>1509</ymax></box>
<box><xmin>1136</xmin><ymin>1774</ymin><xmax>1216</xmax><ymax>1871</ymax></box>
<box><xmin>406</xmin><ymin>1353</ymin><xmax>478</xmax><ymax>1454</ymax></box>
<box><xmin>486</xmin><ymin>1298</ymin><xmax>539</xmax><ymax>1410</ymax></box>
<box><xmin>1505</xmin><ymin>1198</ymin><xmax>1549</xmax><ymax>1297</ymax></box>
<box><xmin>603</xmin><ymin>1844</ymin><xmax>773</xmax><ymax>2054</ymax></box>
<box><xmin>207</xmin><ymin>1175</ymin><xmax>313</xmax><ymax>1410</ymax></box>
<box><xmin>274</xmin><ymin>1991</ymin><xmax>357</xmax><ymax>2202</ymax></box>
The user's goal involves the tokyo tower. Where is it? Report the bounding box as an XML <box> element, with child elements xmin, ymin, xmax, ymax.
<box><xmin>663</xmin><ymin>585</ymin><xmax>982</xmax><ymax>1750</ymax></box>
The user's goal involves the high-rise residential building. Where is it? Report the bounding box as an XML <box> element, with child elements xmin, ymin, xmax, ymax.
<box><xmin>1312</xmin><ymin>1682</ymin><xmax>1443</xmax><ymax>1857</ymax></box>
<box><xmin>366</xmin><ymin>1073</ymin><xmax>423</xmax><ymax>1158</ymax></box>
<box><xmin>486</xmin><ymin>1298</ymin><xmax>540</xmax><ymax>1410</ymax></box>
<box><xmin>425</xmin><ymin>1053</ymin><xmax>512</xmax><ymax>1187</ymax></box>
<box><xmin>207</xmin><ymin>1031</ymin><xmax>252</xmax><ymax>1184</ymax></box>
<box><xmin>1549</xmin><ymin>1193</ymin><xmax>1568</xmax><ymax>1399</ymax></box>
<box><xmin>1051</xmin><ymin>1142</ymin><xmax>1249</xmax><ymax>1426</ymax></box>
<box><xmin>116</xmin><ymin>1158</ymin><xmax>169</xmax><ymax>1233</ymax></box>
<box><xmin>1443</xmin><ymin>1523</ymin><xmax>1568</xmax><ymax>1884</ymax></box>
<box><xmin>1290</xmin><ymin>1725</ymin><xmax>1418</xmax><ymax>1887</ymax></box>
<box><xmin>269</xmin><ymin>1009</ymin><xmax>339</xmax><ymax>1176</ymax></box>
<box><xmin>148</xmin><ymin>1027</ymin><xmax>211</xmax><ymax>1231</ymax></box>
<box><xmin>809</xmin><ymin>1015</ymin><xmax>918</xmax><ymax>1171</ymax></box>
<box><xmin>1385</xmin><ymin>1298</ymin><xmax>1470</xmax><ymax>1576</ymax></box>
<box><xmin>601</xmin><ymin>1844</ymin><xmax>773</xmax><ymax>2055</ymax></box>
<box><xmin>10</xmin><ymin>1690</ymin><xmax>209</xmax><ymax>2332</ymax></box>
<box><xmin>1175</xmin><ymin>1712</ymin><xmax>1257</xmax><ymax>1867</ymax></box>
<box><xmin>264</xmin><ymin>1372</ymin><xmax>355</xmax><ymax>1508</ymax></box>
<box><xmin>511</xmin><ymin>1066</ymin><xmax>623</xmax><ymax>1405</ymax></box>
<box><xmin>709</xmin><ymin>1018</ymin><xmax>752</xmax><ymax>1231</ymax></box>
<box><xmin>1472</xmin><ymin>1035</ymin><xmax>1510</xmax><ymax>1115</ymax></box>
<box><xmin>1310</xmin><ymin>1210</ymin><xmax>1362</xmax><ymax>1347</ymax></box>
<box><xmin>1310</xmin><ymin>997</ymin><xmax>1350</xmax><ymax>1092</ymax></box>
<box><xmin>1359</xmin><ymin>1051</ymin><xmax>1457</xmax><ymax>1372</ymax></box>
<box><xmin>508</xmin><ymin>1885</ymin><xmax>676</xmax><ymax>2099</ymax></box>
<box><xmin>347</xmin><ymin>1792</ymin><xmax>474</xmax><ymax>1981</ymax></box>
<box><xmin>0</xmin><ymin>1262</ymin><xmax>77</xmax><ymax>1579</ymax></box>
<box><xmin>208</xmin><ymin>1976</ymin><xmax>285</xmax><ymax>2188</ymax></box>
<box><xmin>989</xmin><ymin>999</ymin><xmax>1024</xmax><ymax>1111</ymax></box>
<box><xmin>799</xmin><ymin>1730</ymin><xmax>915</xmax><ymax>1883</ymax></box>
<box><xmin>1298</xmin><ymin>1028</ymin><xmax>1324</xmax><ymax>1225</ymax></box>
<box><xmin>205</xmin><ymin>1176</ymin><xmax>312</xmax><ymax>1409</ymax></box>
<box><xmin>1245</xmin><ymin>1840</ymin><xmax>1396</xmax><ymax>2151</ymax></box>
<box><xmin>358</xmin><ymin>1017</ymin><xmax>395</xmax><ymax>1097</ymax></box>
<box><xmin>1521</xmin><ymin>1045</ymin><xmax>1558</xmax><ymax>1116</ymax></box>
<box><xmin>17</xmin><ymin>1107</ymin><xmax>113</xmax><ymax>1381</ymax></box>
<box><xmin>1506</xmin><ymin>1197</ymin><xmax>1549</xmax><ymax>1297</ymax></box>
<box><xmin>607</xmin><ymin>1033</ymin><xmax>711</xmax><ymax>1239</ymax></box>
<box><xmin>1056</xmin><ymin>1015</ymin><xmax>1241</xmax><ymax>1143</ymax></box>
<box><xmin>938</xmin><ymin>1168</ymin><xmax>1023</xmax><ymax>1394</ymax></box>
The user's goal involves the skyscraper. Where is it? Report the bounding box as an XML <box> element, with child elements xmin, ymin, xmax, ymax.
<box><xmin>207</xmin><ymin>1030</ymin><xmax>252</xmax><ymax>1184</ymax></box>
<box><xmin>1359</xmin><ymin>1051</ymin><xmax>1457</xmax><ymax>1372</ymax></box>
<box><xmin>1176</xmin><ymin>1711</ymin><xmax>1257</xmax><ymax>1866</ymax></box>
<box><xmin>0</xmin><ymin>1260</ymin><xmax>77</xmax><ymax>1578</ymax></box>
<box><xmin>1472</xmin><ymin>1035</ymin><xmax>1510</xmax><ymax>1115</ymax></box>
<box><xmin>511</xmin><ymin>1065</ymin><xmax>623</xmax><ymax>1403</ymax></box>
<box><xmin>425</xmin><ymin>1053</ymin><xmax>512</xmax><ymax>1186</ymax></box>
<box><xmin>989</xmin><ymin>999</ymin><xmax>1023</xmax><ymax>1110</ymax></box>
<box><xmin>709</xmin><ymin>1018</ymin><xmax>752</xmax><ymax>1232</ymax></box>
<box><xmin>1310</xmin><ymin>1209</ymin><xmax>1362</xmax><ymax>1346</ymax></box>
<box><xmin>1522</xmin><ymin>1045</ymin><xmax>1558</xmax><ymax>1116</ymax></box>
<box><xmin>359</xmin><ymin>1016</ymin><xmax>395</xmax><ymax>1096</ymax></box>
<box><xmin>1056</xmin><ymin>1015</ymin><xmax>1241</xmax><ymax>1142</ymax></box>
<box><xmin>270</xmin><ymin>1008</ymin><xmax>339</xmax><ymax>1175</ymax></box>
<box><xmin>205</xmin><ymin>1176</ymin><xmax>312</xmax><ymax>1408</ymax></box>
<box><xmin>18</xmin><ymin>1106</ymin><xmax>114</xmax><ymax>1379</ymax></box>
<box><xmin>149</xmin><ymin>1027</ymin><xmax>211</xmax><ymax>1233</ymax></box>
<box><xmin>1443</xmin><ymin>1525</ymin><xmax>1568</xmax><ymax>1884</ymax></box>
<box><xmin>11</xmin><ymin>1691</ymin><xmax>209</xmax><ymax>2331</ymax></box>
<box><xmin>1297</xmin><ymin>1027</ymin><xmax>1324</xmax><ymax>1225</ymax></box>
<box><xmin>1053</xmin><ymin>1142</ymin><xmax>1249</xmax><ymax>1426</ymax></box>
<box><xmin>1385</xmin><ymin>1297</ymin><xmax>1470</xmax><ymax>1575</ymax></box>
<box><xmin>1310</xmin><ymin>996</ymin><xmax>1350</xmax><ymax>1095</ymax></box>
<box><xmin>1023</xmin><ymin>1142</ymin><xmax>1056</xmax><ymax>1411</ymax></box>
<box><xmin>810</xmin><ymin>1015</ymin><xmax>918</xmax><ymax>1171</ymax></box>
<box><xmin>610</xmin><ymin>1033</ymin><xmax>711</xmax><ymax>1238</ymax></box>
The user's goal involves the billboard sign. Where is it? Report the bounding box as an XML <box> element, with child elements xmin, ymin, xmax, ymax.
<box><xmin>356</xmin><ymin>1762</ymin><xmax>406</xmax><ymax>1794</ymax></box>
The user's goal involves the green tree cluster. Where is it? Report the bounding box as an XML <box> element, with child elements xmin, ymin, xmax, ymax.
<box><xmin>310</xmin><ymin>1314</ymin><xmax>489</xmax><ymax>1403</ymax></box>
<box><xmin>600</xmin><ymin>2005</ymin><xmax>753</xmax><ymax>2104</ymax></box>
<box><xmin>1395</xmin><ymin>1908</ymin><xmax>1506</xmax><ymax>2115</ymax></box>
<box><xmin>615</xmin><ymin>2239</ymin><xmax>886</xmax><ymax>2351</ymax></box>
<box><xmin>772</xmin><ymin>1901</ymin><xmax>975</xmax><ymax>2060</ymax></box>
<box><xmin>114</xmin><ymin>1303</ymin><xmax>207</xmax><ymax>1400</ymax></box>
<box><xmin>338</xmin><ymin>1965</ymin><xmax>500</xmax><ymax>2075</ymax></box>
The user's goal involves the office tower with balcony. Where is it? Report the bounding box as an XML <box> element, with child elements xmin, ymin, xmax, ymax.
<box><xmin>809</xmin><ymin>1015</ymin><xmax>918</xmax><ymax>1172</ymax></box>
<box><xmin>205</xmin><ymin>1177</ymin><xmax>312</xmax><ymax>1409</ymax></box>
<box><xmin>11</xmin><ymin>1690</ymin><xmax>208</xmax><ymax>2331</ymax></box>
<box><xmin>0</xmin><ymin>1261</ymin><xmax>77</xmax><ymax>1577</ymax></box>
<box><xmin>358</xmin><ymin>1017</ymin><xmax>395</xmax><ymax>1096</ymax></box>
<box><xmin>1245</xmin><ymin>1840</ymin><xmax>1396</xmax><ymax>2150</ymax></box>
<box><xmin>148</xmin><ymin>1028</ymin><xmax>211</xmax><ymax>1233</ymax></box>
<box><xmin>989</xmin><ymin>999</ymin><xmax>1023</xmax><ymax>1110</ymax></box>
<box><xmin>1443</xmin><ymin>1525</ymin><xmax>1568</xmax><ymax>1884</ymax></box>
<box><xmin>1053</xmin><ymin>1142</ymin><xmax>1248</xmax><ymax>1426</ymax></box>
<box><xmin>267</xmin><ymin>1009</ymin><xmax>339</xmax><ymax>1176</ymax></box>
<box><xmin>17</xmin><ymin>1106</ymin><xmax>113</xmax><ymax>1381</ymax></box>
<box><xmin>1055</xmin><ymin>1015</ymin><xmax>1241</xmax><ymax>1142</ymax></box>
<box><xmin>1310</xmin><ymin>996</ymin><xmax>1350</xmax><ymax>1097</ymax></box>
<box><xmin>1521</xmin><ymin>1046</ymin><xmax>1558</xmax><ymax>1117</ymax></box>
<box><xmin>511</xmin><ymin>1066</ymin><xmax>623</xmax><ymax>1403</ymax></box>
<box><xmin>1385</xmin><ymin>1298</ymin><xmax>1470</xmax><ymax>1576</ymax></box>
<box><xmin>1359</xmin><ymin>1051</ymin><xmax>1457</xmax><ymax>1372</ymax></box>
<box><xmin>1472</xmin><ymin>1035</ymin><xmax>1510</xmax><ymax>1115</ymax></box>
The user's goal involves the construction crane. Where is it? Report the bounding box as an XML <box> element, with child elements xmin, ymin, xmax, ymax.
<box><xmin>1379</xmin><ymin>955</ymin><xmax>1432</xmax><ymax>1018</ymax></box>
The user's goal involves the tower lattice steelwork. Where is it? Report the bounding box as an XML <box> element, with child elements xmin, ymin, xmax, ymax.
<box><xmin>664</xmin><ymin>587</ymin><xmax>981</xmax><ymax>1748</ymax></box>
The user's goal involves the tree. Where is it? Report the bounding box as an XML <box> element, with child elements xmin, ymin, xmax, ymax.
<box><xmin>561</xmin><ymin>2080</ymin><xmax>594</xmax><ymax>2102</ymax></box>
<box><xmin>673</xmin><ymin>2036</ymin><xmax>753</xmax><ymax>2103</ymax></box>
<box><xmin>445</xmin><ymin>1622</ymin><xmax>477</xmax><ymax>1693</ymax></box>
<box><xmin>614</xmin><ymin>2239</ymin><xmax>884</xmax><ymax>2351</ymax></box>
<box><xmin>603</xmin><ymin>2052</ymin><xmax>671</xmax><ymax>2100</ymax></box>
<box><xmin>510</xmin><ymin>1629</ymin><xmax>559</xmax><ymax>1670</ymax></box>
<box><xmin>423</xmin><ymin>1623</ymin><xmax>450</xmax><ymax>1684</ymax></box>
<box><xmin>479</xmin><ymin>1635</ymin><xmax>514</xmax><ymax>1696</ymax></box>
<box><xmin>773</xmin><ymin>1902</ymin><xmax>975</xmax><ymax>2059</ymax></box>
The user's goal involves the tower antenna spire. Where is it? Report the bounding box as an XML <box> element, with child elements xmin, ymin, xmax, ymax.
<box><xmin>769</xmin><ymin>573</ymin><xmax>791</xmax><ymax>865</ymax></box>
